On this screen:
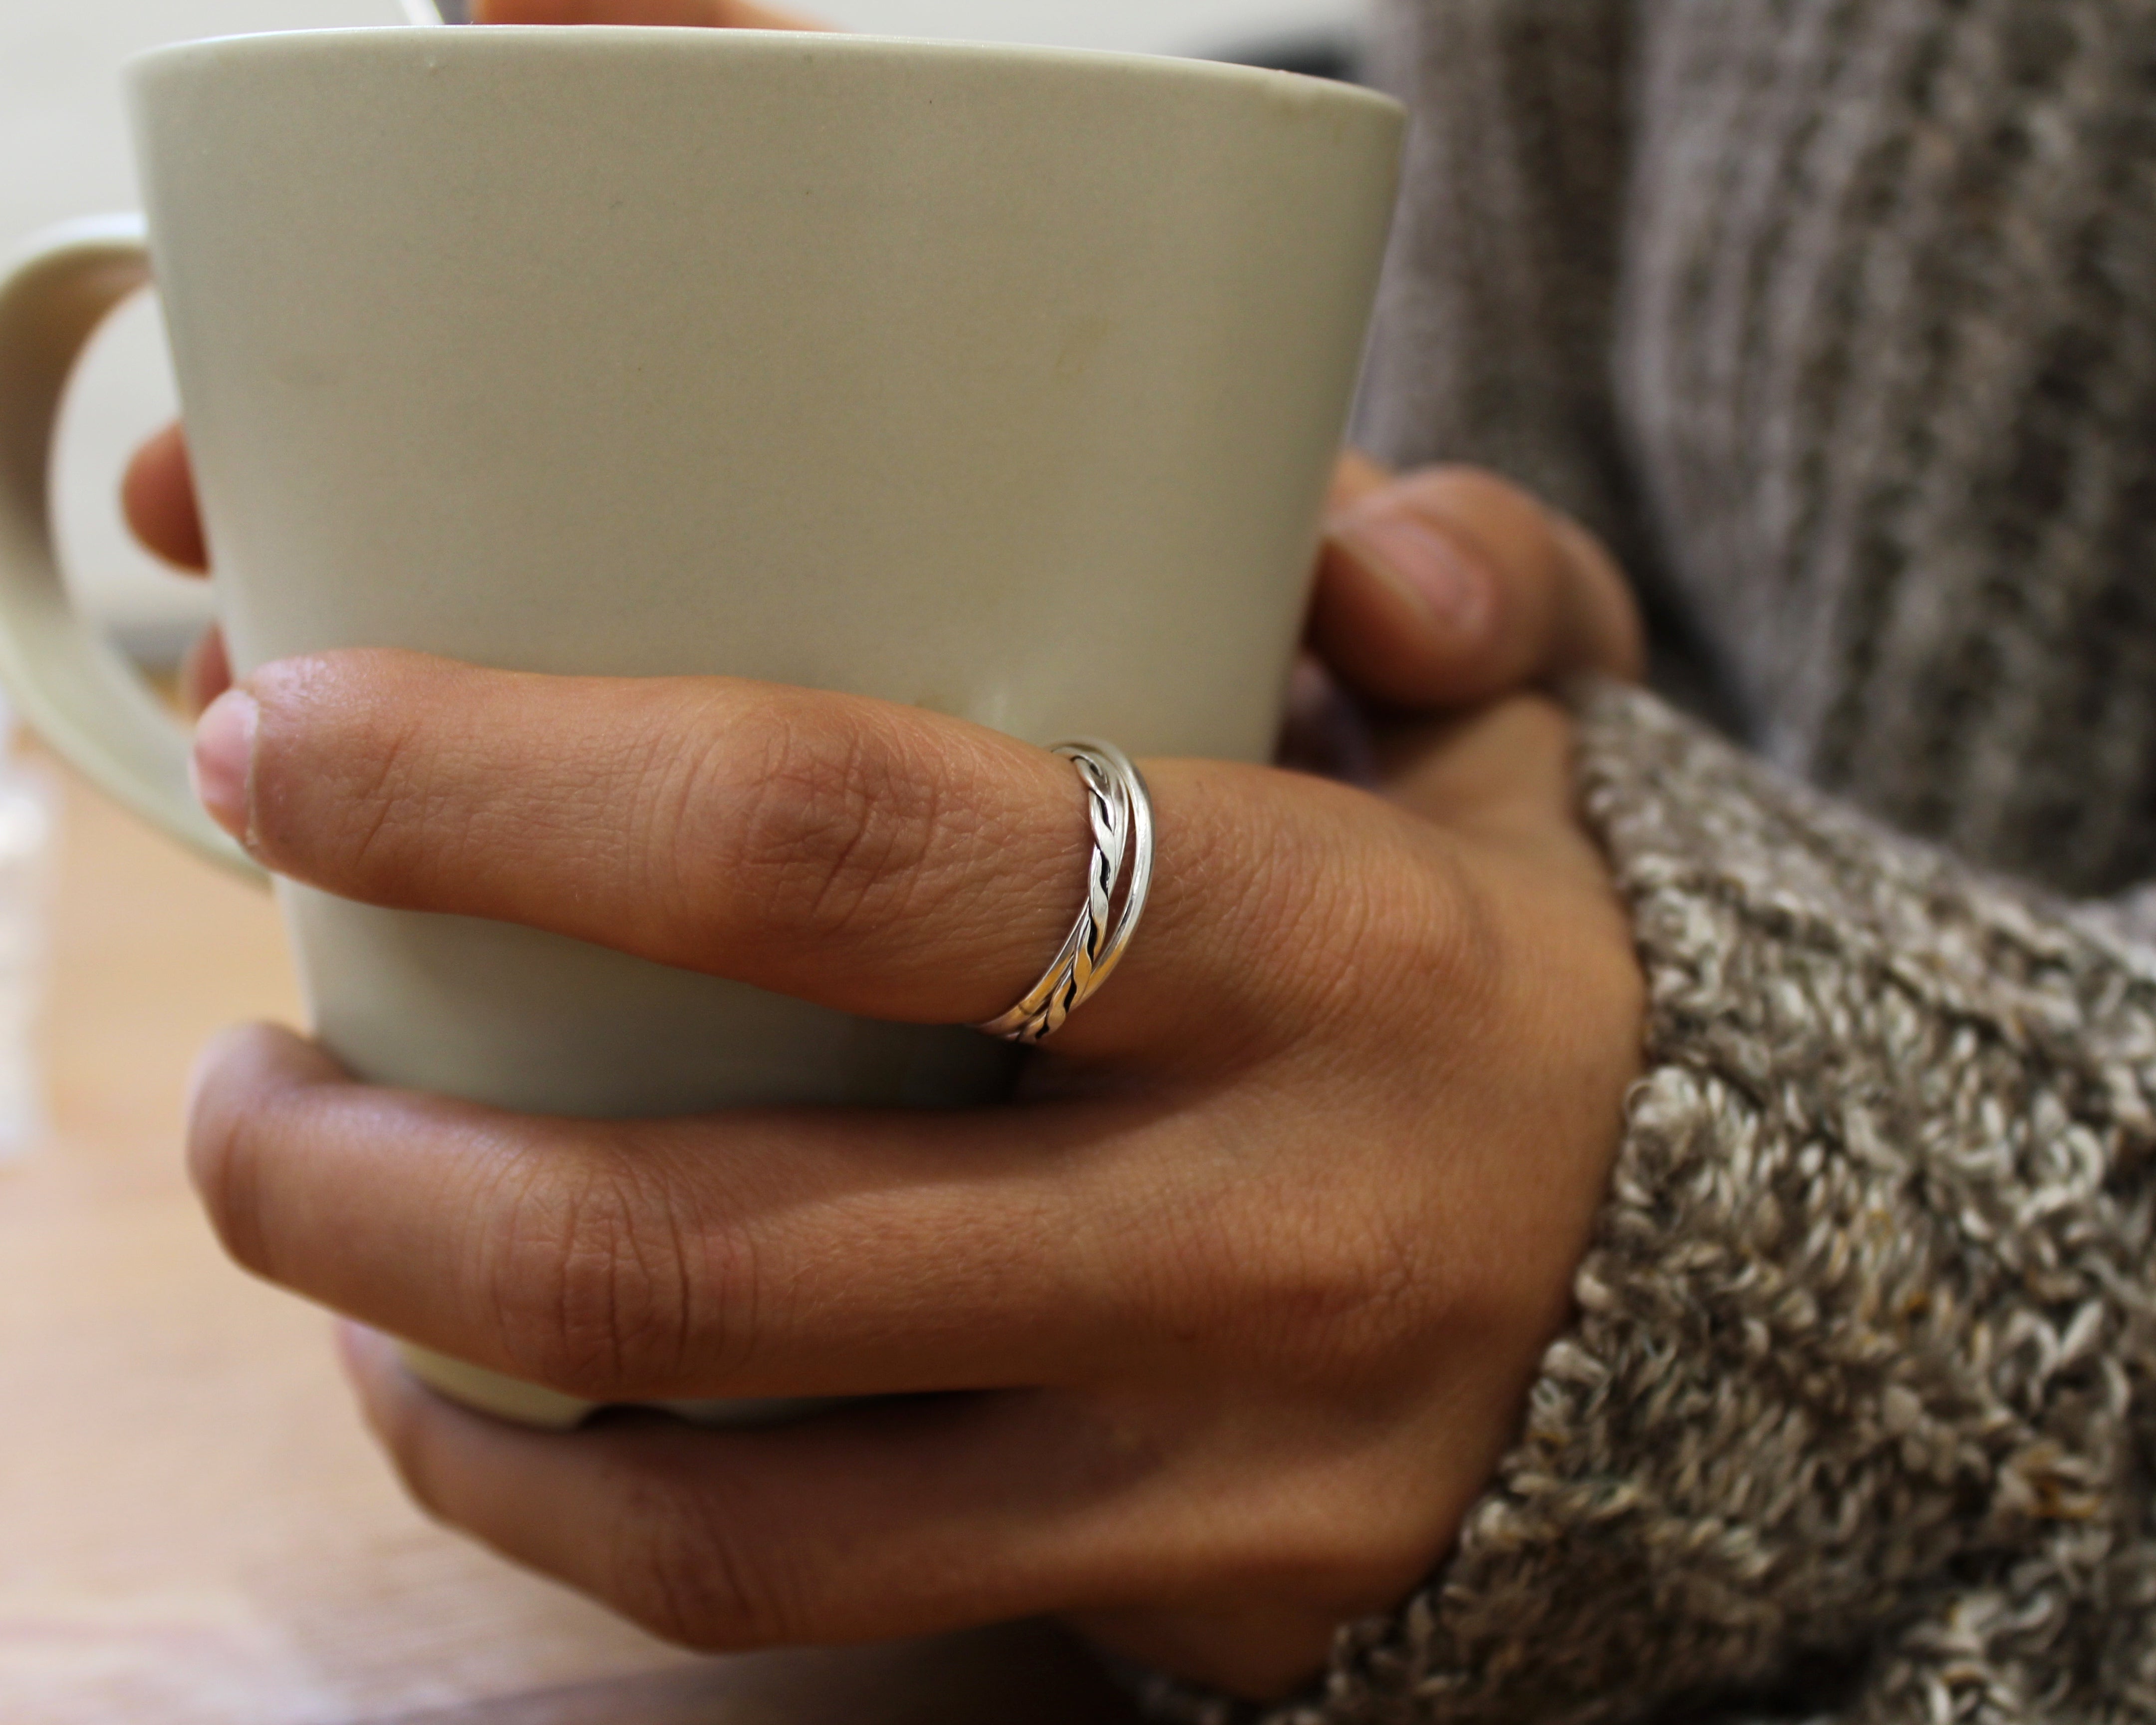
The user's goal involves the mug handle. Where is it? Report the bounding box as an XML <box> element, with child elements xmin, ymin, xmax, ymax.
<box><xmin>0</xmin><ymin>215</ymin><xmax>260</xmax><ymax>879</ymax></box>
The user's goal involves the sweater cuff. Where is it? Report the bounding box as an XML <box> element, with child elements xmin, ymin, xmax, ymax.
<box><xmin>1145</xmin><ymin>681</ymin><xmax>2156</xmax><ymax>1725</ymax></box>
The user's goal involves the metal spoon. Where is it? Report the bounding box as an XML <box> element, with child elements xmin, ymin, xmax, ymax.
<box><xmin>399</xmin><ymin>0</ymin><xmax>470</xmax><ymax>22</ymax></box>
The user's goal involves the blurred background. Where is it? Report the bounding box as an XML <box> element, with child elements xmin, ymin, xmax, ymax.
<box><xmin>1</xmin><ymin>0</ymin><xmax>1365</xmax><ymax>665</ymax></box>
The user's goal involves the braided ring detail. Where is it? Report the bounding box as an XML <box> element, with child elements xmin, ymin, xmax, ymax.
<box><xmin>972</xmin><ymin>740</ymin><xmax>1154</xmax><ymax>1046</ymax></box>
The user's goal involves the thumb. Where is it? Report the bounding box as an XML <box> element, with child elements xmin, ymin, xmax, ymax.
<box><xmin>1313</xmin><ymin>463</ymin><xmax>1643</xmax><ymax>709</ymax></box>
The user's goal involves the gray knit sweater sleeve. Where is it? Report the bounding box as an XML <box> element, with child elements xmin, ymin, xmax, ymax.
<box><xmin>1148</xmin><ymin>681</ymin><xmax>2156</xmax><ymax>1725</ymax></box>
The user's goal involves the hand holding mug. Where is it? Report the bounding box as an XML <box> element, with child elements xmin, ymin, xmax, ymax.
<box><xmin>13</xmin><ymin>0</ymin><xmax>1651</xmax><ymax>1701</ymax></box>
<box><xmin>129</xmin><ymin>430</ymin><xmax>1648</xmax><ymax>1703</ymax></box>
<box><xmin>174</xmin><ymin>642</ymin><xmax>1641</xmax><ymax>1699</ymax></box>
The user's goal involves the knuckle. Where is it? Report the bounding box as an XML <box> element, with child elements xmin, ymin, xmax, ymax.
<box><xmin>480</xmin><ymin>1151</ymin><xmax>698</xmax><ymax>1401</ymax></box>
<box><xmin>621</xmin><ymin>688</ymin><xmax>1001</xmax><ymax>972</ymax></box>
<box><xmin>610</xmin><ymin>1475</ymin><xmax>803</xmax><ymax>1651</ymax></box>
<box><xmin>1215</xmin><ymin>1188</ymin><xmax>1433</xmax><ymax>1388</ymax></box>
<box><xmin>338</xmin><ymin>718</ymin><xmax>430</xmax><ymax>883</ymax></box>
<box><xmin>1366</xmin><ymin>837</ymin><xmax>1502</xmax><ymax>1011</ymax></box>
<box><xmin>252</xmin><ymin>657</ymin><xmax>437</xmax><ymax>886</ymax></box>
<box><xmin>1266</xmin><ymin>795</ymin><xmax>1497</xmax><ymax>1034</ymax></box>
<box><xmin>699</xmin><ymin>700</ymin><xmax>944</xmax><ymax>949</ymax></box>
<box><xmin>1169</xmin><ymin>777</ymin><xmax>1358</xmax><ymax>1047</ymax></box>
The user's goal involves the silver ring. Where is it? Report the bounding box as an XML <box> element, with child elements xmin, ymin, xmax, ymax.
<box><xmin>973</xmin><ymin>739</ymin><xmax>1154</xmax><ymax>1045</ymax></box>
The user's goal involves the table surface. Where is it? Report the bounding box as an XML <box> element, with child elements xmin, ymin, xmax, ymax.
<box><xmin>0</xmin><ymin>760</ymin><xmax>1140</xmax><ymax>1725</ymax></box>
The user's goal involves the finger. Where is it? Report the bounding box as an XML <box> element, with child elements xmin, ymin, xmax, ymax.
<box><xmin>472</xmin><ymin>0</ymin><xmax>829</xmax><ymax>25</ymax></box>
<box><xmin>121</xmin><ymin>422</ymin><xmax>208</xmax><ymax>574</ymax></box>
<box><xmin>189</xmin><ymin>652</ymin><xmax>1409</xmax><ymax>1052</ymax></box>
<box><xmin>343</xmin><ymin>1332</ymin><xmax>1404</xmax><ymax>1696</ymax></box>
<box><xmin>344</xmin><ymin>1326</ymin><xmax>1392</xmax><ymax>1702</ymax></box>
<box><xmin>1312</xmin><ymin>464</ymin><xmax>1643</xmax><ymax>708</ymax></box>
<box><xmin>179</xmin><ymin>627</ymin><xmax>231</xmax><ymax>718</ymax></box>
<box><xmin>338</xmin><ymin>1327</ymin><xmax>1205</xmax><ymax>1659</ymax></box>
<box><xmin>190</xmin><ymin>1023</ymin><xmax>1222</xmax><ymax>1401</ymax></box>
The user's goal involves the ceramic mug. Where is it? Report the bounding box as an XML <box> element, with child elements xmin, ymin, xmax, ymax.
<box><xmin>0</xmin><ymin>26</ymin><xmax>1402</xmax><ymax>1427</ymax></box>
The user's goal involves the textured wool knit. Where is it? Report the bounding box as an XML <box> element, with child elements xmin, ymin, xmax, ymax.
<box><xmin>1144</xmin><ymin>2</ymin><xmax>2156</xmax><ymax>1722</ymax></box>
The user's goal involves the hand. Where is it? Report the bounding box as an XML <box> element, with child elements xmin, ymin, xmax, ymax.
<box><xmin>116</xmin><ymin>1</ymin><xmax>1645</xmax><ymax>1676</ymax></box>
<box><xmin>177</xmin><ymin>647</ymin><xmax>1640</xmax><ymax>1699</ymax></box>
<box><xmin>119</xmin><ymin>399</ymin><xmax>1646</xmax><ymax>1708</ymax></box>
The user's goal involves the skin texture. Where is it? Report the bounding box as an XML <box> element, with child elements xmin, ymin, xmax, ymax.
<box><xmin>118</xmin><ymin>0</ymin><xmax>1651</xmax><ymax>1700</ymax></box>
<box><xmin>132</xmin><ymin>444</ymin><xmax>1643</xmax><ymax>1710</ymax></box>
<box><xmin>176</xmin><ymin>665</ymin><xmax>1639</xmax><ymax>1697</ymax></box>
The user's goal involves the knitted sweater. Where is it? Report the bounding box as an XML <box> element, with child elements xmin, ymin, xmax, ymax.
<box><xmin>1153</xmin><ymin>2</ymin><xmax>2156</xmax><ymax>1720</ymax></box>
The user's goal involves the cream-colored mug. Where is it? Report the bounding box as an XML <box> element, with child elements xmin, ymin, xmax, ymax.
<box><xmin>0</xmin><ymin>26</ymin><xmax>1402</xmax><ymax>1427</ymax></box>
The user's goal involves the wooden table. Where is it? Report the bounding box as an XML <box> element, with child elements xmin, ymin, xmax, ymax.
<box><xmin>0</xmin><ymin>762</ymin><xmax>1139</xmax><ymax>1725</ymax></box>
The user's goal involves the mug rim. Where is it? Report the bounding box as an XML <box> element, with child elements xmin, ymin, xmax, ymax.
<box><xmin>128</xmin><ymin>24</ymin><xmax>1405</xmax><ymax>122</ymax></box>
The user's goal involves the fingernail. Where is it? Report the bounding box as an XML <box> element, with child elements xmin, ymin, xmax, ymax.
<box><xmin>190</xmin><ymin>688</ymin><xmax>258</xmax><ymax>843</ymax></box>
<box><xmin>1339</xmin><ymin>505</ymin><xmax>1494</xmax><ymax>637</ymax></box>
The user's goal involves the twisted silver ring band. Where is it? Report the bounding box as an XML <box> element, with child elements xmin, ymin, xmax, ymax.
<box><xmin>973</xmin><ymin>739</ymin><xmax>1154</xmax><ymax>1046</ymax></box>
